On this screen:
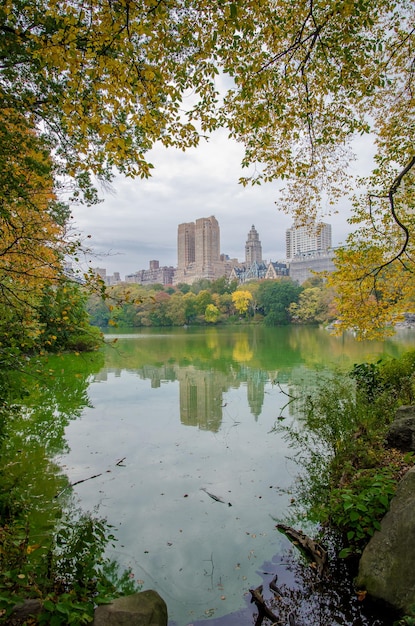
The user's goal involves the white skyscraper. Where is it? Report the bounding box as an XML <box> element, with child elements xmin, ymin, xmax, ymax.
<box><xmin>286</xmin><ymin>221</ymin><xmax>332</xmax><ymax>261</ymax></box>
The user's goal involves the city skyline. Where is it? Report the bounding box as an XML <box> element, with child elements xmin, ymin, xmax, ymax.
<box><xmin>101</xmin><ymin>217</ymin><xmax>334</xmax><ymax>286</ymax></box>
<box><xmin>69</xmin><ymin>128</ymin><xmax>364</xmax><ymax>277</ymax></box>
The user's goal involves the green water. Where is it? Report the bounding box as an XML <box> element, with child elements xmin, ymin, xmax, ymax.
<box><xmin>15</xmin><ymin>326</ymin><xmax>415</xmax><ymax>625</ymax></box>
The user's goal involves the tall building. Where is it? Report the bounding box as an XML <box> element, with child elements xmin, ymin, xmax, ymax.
<box><xmin>245</xmin><ymin>225</ymin><xmax>262</xmax><ymax>265</ymax></box>
<box><xmin>195</xmin><ymin>215</ymin><xmax>220</xmax><ymax>271</ymax></box>
<box><xmin>286</xmin><ymin>220</ymin><xmax>332</xmax><ymax>260</ymax></box>
<box><xmin>177</xmin><ymin>222</ymin><xmax>195</xmax><ymax>269</ymax></box>
<box><xmin>174</xmin><ymin>215</ymin><xmax>233</xmax><ymax>285</ymax></box>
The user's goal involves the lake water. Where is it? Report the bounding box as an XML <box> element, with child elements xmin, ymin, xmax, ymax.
<box><xmin>56</xmin><ymin>326</ymin><xmax>415</xmax><ymax>625</ymax></box>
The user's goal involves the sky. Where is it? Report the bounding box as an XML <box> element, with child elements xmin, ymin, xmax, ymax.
<box><xmin>70</xmin><ymin>128</ymin><xmax>370</xmax><ymax>280</ymax></box>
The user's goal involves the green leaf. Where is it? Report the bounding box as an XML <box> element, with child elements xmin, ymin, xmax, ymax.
<box><xmin>339</xmin><ymin>547</ymin><xmax>352</xmax><ymax>558</ymax></box>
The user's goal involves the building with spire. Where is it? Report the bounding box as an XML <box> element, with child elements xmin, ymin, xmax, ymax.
<box><xmin>245</xmin><ymin>224</ymin><xmax>263</xmax><ymax>265</ymax></box>
<box><xmin>229</xmin><ymin>225</ymin><xmax>269</xmax><ymax>283</ymax></box>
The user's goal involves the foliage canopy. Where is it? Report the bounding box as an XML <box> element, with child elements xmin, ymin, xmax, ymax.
<box><xmin>1</xmin><ymin>0</ymin><xmax>414</xmax><ymax>334</ymax></box>
<box><xmin>1</xmin><ymin>0</ymin><xmax>413</xmax><ymax>202</ymax></box>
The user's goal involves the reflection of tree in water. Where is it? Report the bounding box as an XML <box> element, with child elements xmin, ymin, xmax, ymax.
<box><xmin>2</xmin><ymin>351</ymin><xmax>104</xmax><ymax>543</ymax></box>
<box><xmin>253</xmin><ymin>541</ymin><xmax>395</xmax><ymax>626</ymax></box>
<box><xmin>194</xmin><ymin>544</ymin><xmax>394</xmax><ymax>626</ymax></box>
<box><xmin>17</xmin><ymin>351</ymin><xmax>104</xmax><ymax>454</ymax></box>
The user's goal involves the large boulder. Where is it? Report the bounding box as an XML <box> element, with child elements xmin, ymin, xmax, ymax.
<box><xmin>385</xmin><ymin>405</ymin><xmax>415</xmax><ymax>452</ymax></box>
<box><xmin>355</xmin><ymin>467</ymin><xmax>415</xmax><ymax>615</ymax></box>
<box><xmin>93</xmin><ymin>590</ymin><xmax>168</xmax><ymax>626</ymax></box>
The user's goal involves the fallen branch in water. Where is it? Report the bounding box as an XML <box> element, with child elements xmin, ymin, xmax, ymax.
<box><xmin>276</xmin><ymin>524</ymin><xmax>328</xmax><ymax>576</ymax></box>
<box><xmin>249</xmin><ymin>585</ymin><xmax>279</xmax><ymax>626</ymax></box>
<box><xmin>55</xmin><ymin>458</ymin><xmax>126</xmax><ymax>498</ymax></box>
<box><xmin>55</xmin><ymin>472</ymin><xmax>102</xmax><ymax>498</ymax></box>
<box><xmin>200</xmin><ymin>487</ymin><xmax>232</xmax><ymax>506</ymax></box>
<box><xmin>71</xmin><ymin>472</ymin><xmax>102</xmax><ymax>487</ymax></box>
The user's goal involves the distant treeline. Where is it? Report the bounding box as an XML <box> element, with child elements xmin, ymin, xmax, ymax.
<box><xmin>87</xmin><ymin>276</ymin><xmax>337</xmax><ymax>328</ymax></box>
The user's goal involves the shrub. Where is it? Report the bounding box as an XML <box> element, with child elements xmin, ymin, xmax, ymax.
<box><xmin>0</xmin><ymin>510</ymin><xmax>139</xmax><ymax>625</ymax></box>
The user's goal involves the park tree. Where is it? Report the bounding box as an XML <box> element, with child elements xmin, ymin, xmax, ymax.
<box><xmin>195</xmin><ymin>290</ymin><xmax>213</xmax><ymax>316</ymax></box>
<box><xmin>37</xmin><ymin>282</ymin><xmax>102</xmax><ymax>351</ymax></box>
<box><xmin>205</xmin><ymin>304</ymin><xmax>220</xmax><ymax>324</ymax></box>
<box><xmin>210</xmin><ymin>276</ymin><xmax>238</xmax><ymax>295</ymax></box>
<box><xmin>182</xmin><ymin>292</ymin><xmax>198</xmax><ymax>324</ymax></box>
<box><xmin>329</xmin><ymin>177</ymin><xmax>415</xmax><ymax>338</ymax></box>
<box><xmin>0</xmin><ymin>106</ymin><xmax>78</xmax><ymax>358</ymax></box>
<box><xmin>148</xmin><ymin>290</ymin><xmax>172</xmax><ymax>326</ymax></box>
<box><xmin>165</xmin><ymin>292</ymin><xmax>187</xmax><ymax>326</ymax></box>
<box><xmin>214</xmin><ymin>292</ymin><xmax>234</xmax><ymax>318</ymax></box>
<box><xmin>289</xmin><ymin>285</ymin><xmax>335</xmax><ymax>325</ymax></box>
<box><xmin>257</xmin><ymin>280</ymin><xmax>303</xmax><ymax>326</ymax></box>
<box><xmin>0</xmin><ymin>109</ymin><xmax>67</xmax><ymax>304</ymax></box>
<box><xmin>232</xmin><ymin>290</ymin><xmax>253</xmax><ymax>316</ymax></box>
<box><xmin>2</xmin><ymin>0</ymin><xmax>412</xmax><ymax>203</ymax></box>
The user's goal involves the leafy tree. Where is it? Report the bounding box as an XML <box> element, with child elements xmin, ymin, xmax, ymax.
<box><xmin>0</xmin><ymin>109</ymin><xmax>67</xmax><ymax>316</ymax></box>
<box><xmin>165</xmin><ymin>292</ymin><xmax>187</xmax><ymax>326</ymax></box>
<box><xmin>210</xmin><ymin>276</ymin><xmax>237</xmax><ymax>295</ymax></box>
<box><xmin>257</xmin><ymin>280</ymin><xmax>303</xmax><ymax>326</ymax></box>
<box><xmin>176</xmin><ymin>283</ymin><xmax>191</xmax><ymax>295</ymax></box>
<box><xmin>329</xmin><ymin>191</ymin><xmax>415</xmax><ymax>338</ymax></box>
<box><xmin>148</xmin><ymin>291</ymin><xmax>172</xmax><ymax>326</ymax></box>
<box><xmin>182</xmin><ymin>292</ymin><xmax>198</xmax><ymax>325</ymax></box>
<box><xmin>231</xmin><ymin>290</ymin><xmax>253</xmax><ymax>316</ymax></box>
<box><xmin>110</xmin><ymin>302</ymin><xmax>140</xmax><ymax>328</ymax></box>
<box><xmin>205</xmin><ymin>303</ymin><xmax>220</xmax><ymax>324</ymax></box>
<box><xmin>37</xmin><ymin>282</ymin><xmax>101</xmax><ymax>352</ymax></box>
<box><xmin>3</xmin><ymin>1</ymin><xmax>412</xmax><ymax>208</ymax></box>
<box><xmin>0</xmin><ymin>0</ymin><xmax>216</xmax><ymax>200</ymax></box>
<box><xmin>289</xmin><ymin>285</ymin><xmax>335</xmax><ymax>325</ymax></box>
<box><xmin>195</xmin><ymin>290</ymin><xmax>213</xmax><ymax>316</ymax></box>
<box><xmin>244</xmin><ymin>282</ymin><xmax>261</xmax><ymax>317</ymax></box>
<box><xmin>0</xmin><ymin>109</ymin><xmax>92</xmax><ymax>360</ymax></box>
<box><xmin>86</xmin><ymin>294</ymin><xmax>112</xmax><ymax>328</ymax></box>
<box><xmin>213</xmin><ymin>293</ymin><xmax>232</xmax><ymax>317</ymax></box>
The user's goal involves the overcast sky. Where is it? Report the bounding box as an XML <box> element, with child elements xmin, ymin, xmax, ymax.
<box><xmin>70</xmin><ymin>128</ymin><xmax>371</xmax><ymax>279</ymax></box>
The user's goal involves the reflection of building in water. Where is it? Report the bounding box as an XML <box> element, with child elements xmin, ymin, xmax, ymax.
<box><xmin>93</xmin><ymin>369</ymin><xmax>122</xmax><ymax>381</ymax></box>
<box><xmin>96</xmin><ymin>362</ymin><xmax>306</xmax><ymax>430</ymax></box>
<box><xmin>140</xmin><ymin>364</ymin><xmax>176</xmax><ymax>388</ymax></box>
<box><xmin>178</xmin><ymin>367</ymin><xmax>225</xmax><ymax>432</ymax></box>
<box><xmin>236</xmin><ymin>365</ymin><xmax>268</xmax><ymax>419</ymax></box>
<box><xmin>246</xmin><ymin>370</ymin><xmax>268</xmax><ymax>420</ymax></box>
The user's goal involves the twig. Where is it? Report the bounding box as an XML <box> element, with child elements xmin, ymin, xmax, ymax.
<box><xmin>71</xmin><ymin>472</ymin><xmax>102</xmax><ymax>487</ymax></box>
<box><xmin>249</xmin><ymin>585</ymin><xmax>279</xmax><ymax>625</ymax></box>
<box><xmin>55</xmin><ymin>457</ymin><xmax>126</xmax><ymax>498</ymax></box>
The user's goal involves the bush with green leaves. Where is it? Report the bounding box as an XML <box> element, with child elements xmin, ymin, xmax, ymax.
<box><xmin>329</xmin><ymin>469</ymin><xmax>397</xmax><ymax>558</ymax></box>
<box><xmin>351</xmin><ymin>351</ymin><xmax>415</xmax><ymax>409</ymax></box>
<box><xmin>277</xmin><ymin>353</ymin><xmax>415</xmax><ymax>558</ymax></box>
<box><xmin>0</xmin><ymin>509</ymin><xmax>139</xmax><ymax>625</ymax></box>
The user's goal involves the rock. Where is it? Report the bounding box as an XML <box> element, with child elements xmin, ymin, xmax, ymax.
<box><xmin>10</xmin><ymin>599</ymin><xmax>42</xmax><ymax>624</ymax></box>
<box><xmin>355</xmin><ymin>467</ymin><xmax>415</xmax><ymax>615</ymax></box>
<box><xmin>385</xmin><ymin>405</ymin><xmax>415</xmax><ymax>452</ymax></box>
<box><xmin>93</xmin><ymin>590</ymin><xmax>168</xmax><ymax>626</ymax></box>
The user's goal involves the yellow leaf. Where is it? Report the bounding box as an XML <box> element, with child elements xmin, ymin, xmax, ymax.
<box><xmin>27</xmin><ymin>544</ymin><xmax>41</xmax><ymax>554</ymax></box>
